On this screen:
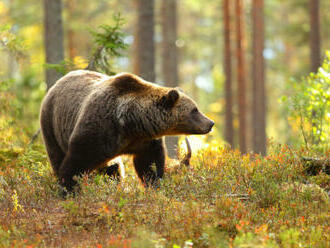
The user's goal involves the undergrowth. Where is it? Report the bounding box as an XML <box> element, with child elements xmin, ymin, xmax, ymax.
<box><xmin>0</xmin><ymin>135</ymin><xmax>329</xmax><ymax>247</ymax></box>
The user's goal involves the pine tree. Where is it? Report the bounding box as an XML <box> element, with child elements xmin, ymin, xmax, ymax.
<box><xmin>43</xmin><ymin>0</ymin><xmax>64</xmax><ymax>90</ymax></box>
<box><xmin>235</xmin><ymin>0</ymin><xmax>247</xmax><ymax>153</ymax></box>
<box><xmin>223</xmin><ymin>0</ymin><xmax>234</xmax><ymax>147</ymax></box>
<box><xmin>309</xmin><ymin>0</ymin><xmax>321</xmax><ymax>72</ymax></box>
<box><xmin>162</xmin><ymin>0</ymin><xmax>179</xmax><ymax>158</ymax></box>
<box><xmin>252</xmin><ymin>0</ymin><xmax>266</xmax><ymax>155</ymax></box>
<box><xmin>133</xmin><ymin>0</ymin><xmax>155</xmax><ymax>82</ymax></box>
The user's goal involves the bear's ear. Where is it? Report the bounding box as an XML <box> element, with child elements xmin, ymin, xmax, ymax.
<box><xmin>159</xmin><ymin>89</ymin><xmax>179</xmax><ymax>109</ymax></box>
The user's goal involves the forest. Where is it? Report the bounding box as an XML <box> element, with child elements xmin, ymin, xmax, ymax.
<box><xmin>0</xmin><ymin>0</ymin><xmax>329</xmax><ymax>247</ymax></box>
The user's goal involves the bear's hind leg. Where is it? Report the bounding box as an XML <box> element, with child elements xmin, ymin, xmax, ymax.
<box><xmin>40</xmin><ymin>104</ymin><xmax>65</xmax><ymax>176</ymax></box>
<box><xmin>41</xmin><ymin>126</ymin><xmax>65</xmax><ymax>176</ymax></box>
<box><xmin>133</xmin><ymin>138</ymin><xmax>165</xmax><ymax>187</ymax></box>
<box><xmin>98</xmin><ymin>157</ymin><xmax>125</xmax><ymax>181</ymax></box>
<box><xmin>98</xmin><ymin>164</ymin><xmax>120</xmax><ymax>180</ymax></box>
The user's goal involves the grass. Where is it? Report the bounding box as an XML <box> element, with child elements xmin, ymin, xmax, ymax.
<box><xmin>0</xmin><ymin>132</ymin><xmax>329</xmax><ymax>248</ymax></box>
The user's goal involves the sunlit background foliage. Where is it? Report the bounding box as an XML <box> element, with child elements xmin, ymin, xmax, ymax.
<box><xmin>0</xmin><ymin>0</ymin><xmax>329</xmax><ymax>147</ymax></box>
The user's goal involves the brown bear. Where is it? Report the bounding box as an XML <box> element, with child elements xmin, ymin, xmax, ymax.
<box><xmin>40</xmin><ymin>70</ymin><xmax>214</xmax><ymax>192</ymax></box>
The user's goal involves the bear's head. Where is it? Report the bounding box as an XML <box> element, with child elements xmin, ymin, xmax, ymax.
<box><xmin>158</xmin><ymin>89</ymin><xmax>214</xmax><ymax>136</ymax></box>
<box><xmin>111</xmin><ymin>73</ymin><xmax>214</xmax><ymax>138</ymax></box>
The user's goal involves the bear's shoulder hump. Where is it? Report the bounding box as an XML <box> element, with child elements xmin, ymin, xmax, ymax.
<box><xmin>111</xmin><ymin>73</ymin><xmax>147</xmax><ymax>94</ymax></box>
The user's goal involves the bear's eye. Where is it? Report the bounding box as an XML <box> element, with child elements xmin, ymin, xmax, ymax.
<box><xmin>191</xmin><ymin>107</ymin><xmax>198</xmax><ymax>114</ymax></box>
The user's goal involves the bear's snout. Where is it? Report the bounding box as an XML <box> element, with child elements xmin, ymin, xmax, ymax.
<box><xmin>207</xmin><ymin>120</ymin><xmax>214</xmax><ymax>133</ymax></box>
<box><xmin>200</xmin><ymin>119</ymin><xmax>214</xmax><ymax>134</ymax></box>
<box><xmin>189</xmin><ymin>112</ymin><xmax>214</xmax><ymax>135</ymax></box>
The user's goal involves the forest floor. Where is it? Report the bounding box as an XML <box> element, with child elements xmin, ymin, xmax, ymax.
<box><xmin>0</xmin><ymin>138</ymin><xmax>329</xmax><ymax>248</ymax></box>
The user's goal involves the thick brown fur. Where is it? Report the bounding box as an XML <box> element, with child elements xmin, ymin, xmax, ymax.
<box><xmin>40</xmin><ymin>70</ymin><xmax>214</xmax><ymax>192</ymax></box>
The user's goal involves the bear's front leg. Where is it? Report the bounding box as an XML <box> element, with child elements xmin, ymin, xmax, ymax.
<box><xmin>58</xmin><ymin>153</ymin><xmax>84</xmax><ymax>194</ymax></box>
<box><xmin>58</xmin><ymin>140</ymin><xmax>107</xmax><ymax>194</ymax></box>
<box><xmin>133</xmin><ymin>138</ymin><xmax>165</xmax><ymax>187</ymax></box>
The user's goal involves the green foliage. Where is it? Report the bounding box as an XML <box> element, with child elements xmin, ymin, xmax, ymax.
<box><xmin>283</xmin><ymin>52</ymin><xmax>330</xmax><ymax>152</ymax></box>
<box><xmin>43</xmin><ymin>59</ymin><xmax>75</xmax><ymax>76</ymax></box>
<box><xmin>0</xmin><ymin>80</ymin><xmax>26</xmax><ymax>152</ymax></box>
<box><xmin>43</xmin><ymin>14</ymin><xmax>128</xmax><ymax>76</ymax></box>
<box><xmin>87</xmin><ymin>13</ymin><xmax>128</xmax><ymax>75</ymax></box>
<box><xmin>233</xmin><ymin>232</ymin><xmax>278</xmax><ymax>248</ymax></box>
<box><xmin>0</xmin><ymin>29</ymin><xmax>27</xmax><ymax>171</ymax></box>
<box><xmin>0</xmin><ymin>27</ymin><xmax>43</xmax><ymax>142</ymax></box>
<box><xmin>61</xmin><ymin>200</ymin><xmax>81</xmax><ymax>217</ymax></box>
<box><xmin>0</xmin><ymin>24</ymin><xmax>26</xmax><ymax>59</ymax></box>
<box><xmin>0</xmin><ymin>73</ymin><xmax>45</xmax><ymax>138</ymax></box>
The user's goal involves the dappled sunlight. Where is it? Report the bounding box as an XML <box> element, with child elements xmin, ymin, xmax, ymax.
<box><xmin>73</xmin><ymin>56</ymin><xmax>88</xmax><ymax>69</ymax></box>
<box><xmin>178</xmin><ymin>126</ymin><xmax>223</xmax><ymax>153</ymax></box>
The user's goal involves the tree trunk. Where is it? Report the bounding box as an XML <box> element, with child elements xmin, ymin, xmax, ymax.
<box><xmin>252</xmin><ymin>0</ymin><xmax>266</xmax><ymax>155</ymax></box>
<box><xmin>161</xmin><ymin>0</ymin><xmax>179</xmax><ymax>158</ymax></box>
<box><xmin>235</xmin><ymin>0</ymin><xmax>247</xmax><ymax>153</ymax></box>
<box><xmin>309</xmin><ymin>0</ymin><xmax>321</xmax><ymax>72</ymax></box>
<box><xmin>309</xmin><ymin>0</ymin><xmax>321</xmax><ymax>145</ymax></box>
<box><xmin>223</xmin><ymin>0</ymin><xmax>234</xmax><ymax>148</ymax></box>
<box><xmin>133</xmin><ymin>0</ymin><xmax>155</xmax><ymax>82</ymax></box>
<box><xmin>7</xmin><ymin>0</ymin><xmax>17</xmax><ymax>78</ymax></box>
<box><xmin>43</xmin><ymin>0</ymin><xmax>64</xmax><ymax>90</ymax></box>
<box><xmin>67</xmin><ymin>0</ymin><xmax>77</xmax><ymax>60</ymax></box>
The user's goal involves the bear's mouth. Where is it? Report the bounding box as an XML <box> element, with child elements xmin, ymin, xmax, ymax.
<box><xmin>194</xmin><ymin>120</ymin><xmax>214</xmax><ymax>134</ymax></box>
<box><xmin>167</xmin><ymin>119</ymin><xmax>214</xmax><ymax>136</ymax></box>
<box><xmin>206</xmin><ymin>121</ymin><xmax>215</xmax><ymax>133</ymax></box>
<box><xmin>201</xmin><ymin>125</ymin><xmax>214</xmax><ymax>134</ymax></box>
<box><xmin>197</xmin><ymin>125</ymin><xmax>214</xmax><ymax>135</ymax></box>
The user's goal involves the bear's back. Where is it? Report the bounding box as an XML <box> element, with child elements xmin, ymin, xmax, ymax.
<box><xmin>41</xmin><ymin>70</ymin><xmax>111</xmax><ymax>152</ymax></box>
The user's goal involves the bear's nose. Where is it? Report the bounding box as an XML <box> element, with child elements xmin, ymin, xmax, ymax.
<box><xmin>207</xmin><ymin>121</ymin><xmax>214</xmax><ymax>133</ymax></box>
